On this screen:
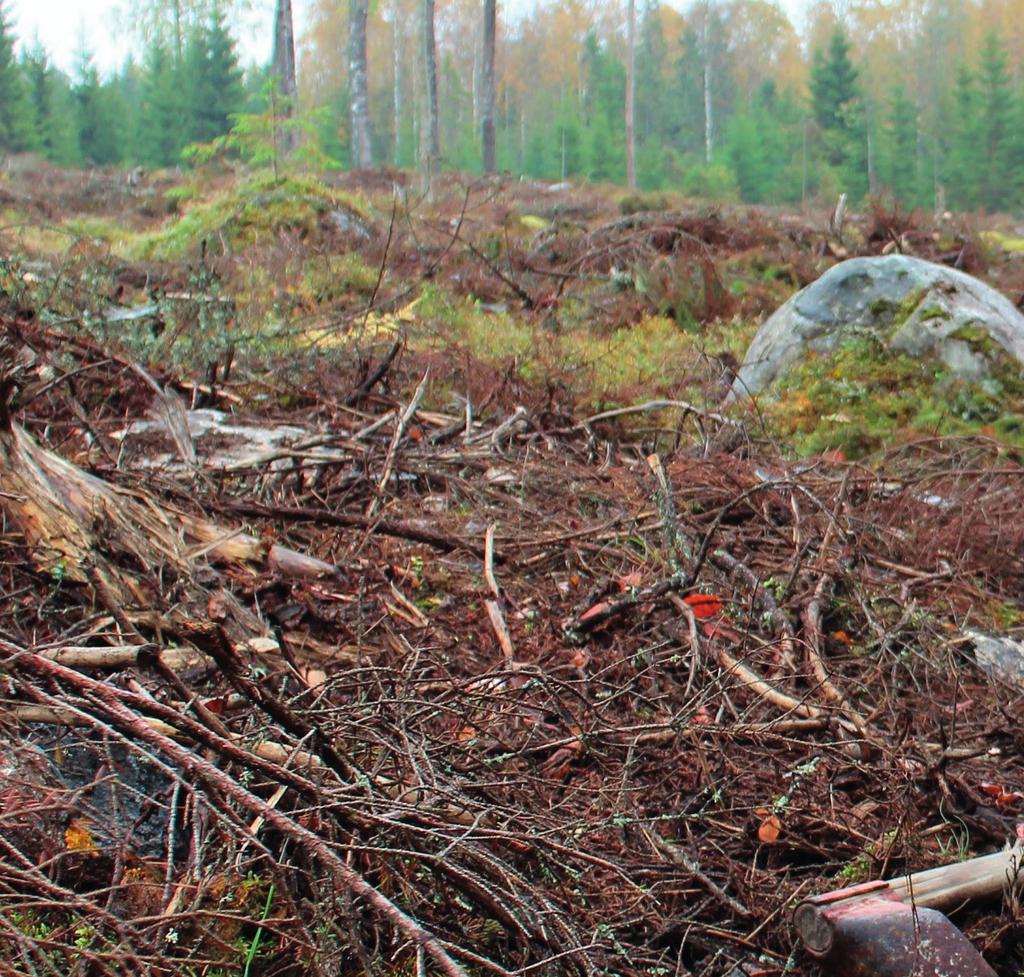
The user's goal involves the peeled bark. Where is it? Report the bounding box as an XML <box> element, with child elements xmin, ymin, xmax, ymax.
<box><xmin>349</xmin><ymin>0</ymin><xmax>373</xmax><ymax>168</ymax></box>
<box><xmin>481</xmin><ymin>0</ymin><xmax>497</xmax><ymax>174</ymax></box>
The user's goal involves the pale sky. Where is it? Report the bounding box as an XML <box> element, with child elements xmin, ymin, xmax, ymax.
<box><xmin>7</xmin><ymin>0</ymin><xmax>806</xmax><ymax>77</ymax></box>
<box><xmin>6</xmin><ymin>0</ymin><xmax>285</xmax><ymax>75</ymax></box>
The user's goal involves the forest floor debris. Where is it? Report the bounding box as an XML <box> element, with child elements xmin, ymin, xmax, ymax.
<box><xmin>0</xmin><ymin>166</ymin><xmax>1023</xmax><ymax>977</ymax></box>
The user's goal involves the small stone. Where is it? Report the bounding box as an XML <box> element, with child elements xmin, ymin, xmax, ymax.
<box><xmin>965</xmin><ymin>629</ymin><xmax>1024</xmax><ymax>689</ymax></box>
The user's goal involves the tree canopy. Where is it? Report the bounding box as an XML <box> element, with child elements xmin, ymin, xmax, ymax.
<box><xmin>8</xmin><ymin>0</ymin><xmax>1024</xmax><ymax>214</ymax></box>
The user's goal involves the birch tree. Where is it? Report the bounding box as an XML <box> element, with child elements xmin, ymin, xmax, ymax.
<box><xmin>348</xmin><ymin>0</ymin><xmax>373</xmax><ymax>167</ymax></box>
<box><xmin>421</xmin><ymin>0</ymin><xmax>440</xmax><ymax>173</ymax></box>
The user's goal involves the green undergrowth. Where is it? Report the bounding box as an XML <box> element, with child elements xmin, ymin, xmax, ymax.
<box><xmin>762</xmin><ymin>332</ymin><xmax>1024</xmax><ymax>457</ymax></box>
<box><xmin>405</xmin><ymin>285</ymin><xmax>754</xmax><ymax>413</ymax></box>
<box><xmin>134</xmin><ymin>174</ymin><xmax>371</xmax><ymax>261</ymax></box>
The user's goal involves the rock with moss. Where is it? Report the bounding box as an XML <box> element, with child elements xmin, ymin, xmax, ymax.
<box><xmin>728</xmin><ymin>254</ymin><xmax>1024</xmax><ymax>399</ymax></box>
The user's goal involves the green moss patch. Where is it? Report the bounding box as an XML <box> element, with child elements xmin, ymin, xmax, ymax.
<box><xmin>134</xmin><ymin>175</ymin><xmax>371</xmax><ymax>261</ymax></box>
<box><xmin>763</xmin><ymin>331</ymin><xmax>1024</xmax><ymax>457</ymax></box>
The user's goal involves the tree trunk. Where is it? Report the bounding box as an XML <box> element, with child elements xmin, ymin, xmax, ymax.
<box><xmin>173</xmin><ymin>0</ymin><xmax>183</xmax><ymax>65</ymax></box>
<box><xmin>393</xmin><ymin>17</ymin><xmax>402</xmax><ymax>166</ymax></box>
<box><xmin>348</xmin><ymin>0</ymin><xmax>373</xmax><ymax>169</ymax></box>
<box><xmin>481</xmin><ymin>0</ymin><xmax>497</xmax><ymax>174</ymax></box>
<box><xmin>272</xmin><ymin>0</ymin><xmax>298</xmax><ymax>157</ymax></box>
<box><xmin>421</xmin><ymin>0</ymin><xmax>440</xmax><ymax>178</ymax></box>
<box><xmin>625</xmin><ymin>0</ymin><xmax>636</xmax><ymax>188</ymax></box>
<box><xmin>702</xmin><ymin>5</ymin><xmax>713</xmax><ymax>165</ymax></box>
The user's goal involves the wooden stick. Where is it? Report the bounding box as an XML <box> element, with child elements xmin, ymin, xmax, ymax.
<box><xmin>367</xmin><ymin>369</ymin><xmax>429</xmax><ymax>517</ymax></box>
<box><xmin>796</xmin><ymin>843</ymin><xmax>1024</xmax><ymax>953</ymax></box>
<box><xmin>485</xmin><ymin>600</ymin><xmax>514</xmax><ymax>662</ymax></box>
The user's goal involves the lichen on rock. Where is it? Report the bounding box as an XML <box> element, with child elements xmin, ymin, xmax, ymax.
<box><xmin>728</xmin><ymin>254</ymin><xmax>1024</xmax><ymax>399</ymax></box>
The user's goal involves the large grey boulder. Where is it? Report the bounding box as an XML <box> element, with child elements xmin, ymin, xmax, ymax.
<box><xmin>728</xmin><ymin>254</ymin><xmax>1024</xmax><ymax>399</ymax></box>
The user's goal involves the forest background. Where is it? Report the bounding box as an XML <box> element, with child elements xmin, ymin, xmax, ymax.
<box><xmin>1</xmin><ymin>0</ymin><xmax>1022</xmax><ymax>215</ymax></box>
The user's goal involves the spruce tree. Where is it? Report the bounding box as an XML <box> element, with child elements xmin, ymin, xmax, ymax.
<box><xmin>809</xmin><ymin>28</ymin><xmax>867</xmax><ymax>200</ymax></box>
<box><xmin>811</xmin><ymin>31</ymin><xmax>858</xmax><ymax>132</ymax></box>
<box><xmin>74</xmin><ymin>51</ymin><xmax>121</xmax><ymax>165</ymax></box>
<box><xmin>184</xmin><ymin>9</ymin><xmax>243</xmax><ymax>146</ymax></box>
<box><xmin>22</xmin><ymin>44</ymin><xmax>80</xmax><ymax>165</ymax></box>
<box><xmin>725</xmin><ymin>82</ymin><xmax>787</xmax><ymax>203</ymax></box>
<box><xmin>878</xmin><ymin>86</ymin><xmax>919</xmax><ymax>208</ymax></box>
<box><xmin>976</xmin><ymin>32</ymin><xmax>1013</xmax><ymax>212</ymax></box>
<box><xmin>138</xmin><ymin>41</ymin><xmax>186</xmax><ymax>166</ymax></box>
<box><xmin>945</xmin><ymin>66</ymin><xmax>980</xmax><ymax>210</ymax></box>
<box><xmin>580</xmin><ymin>33</ymin><xmax>625</xmax><ymax>183</ymax></box>
<box><xmin>0</xmin><ymin>2</ymin><xmax>35</xmax><ymax>152</ymax></box>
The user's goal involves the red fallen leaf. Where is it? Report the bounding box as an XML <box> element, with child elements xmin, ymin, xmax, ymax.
<box><xmin>684</xmin><ymin>593</ymin><xmax>723</xmax><ymax>619</ymax></box>
<box><xmin>207</xmin><ymin>594</ymin><xmax>230</xmax><ymax>621</ymax></box>
<box><xmin>578</xmin><ymin>600</ymin><xmax>613</xmax><ymax>622</ymax></box>
<box><xmin>757</xmin><ymin>814</ymin><xmax>782</xmax><ymax>844</ymax></box>
<box><xmin>981</xmin><ymin>782</ymin><xmax>1024</xmax><ymax>808</ymax></box>
<box><xmin>618</xmin><ymin>572</ymin><xmax>644</xmax><ymax>590</ymax></box>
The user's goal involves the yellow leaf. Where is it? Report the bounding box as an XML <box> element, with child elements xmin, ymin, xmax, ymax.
<box><xmin>66</xmin><ymin>819</ymin><xmax>100</xmax><ymax>856</ymax></box>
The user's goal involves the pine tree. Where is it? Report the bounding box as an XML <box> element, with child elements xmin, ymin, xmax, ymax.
<box><xmin>0</xmin><ymin>2</ymin><xmax>35</xmax><ymax>152</ymax></box>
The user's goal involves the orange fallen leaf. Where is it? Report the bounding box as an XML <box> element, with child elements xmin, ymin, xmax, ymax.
<box><xmin>66</xmin><ymin>819</ymin><xmax>100</xmax><ymax>856</ymax></box>
<box><xmin>757</xmin><ymin>814</ymin><xmax>782</xmax><ymax>844</ymax></box>
<box><xmin>578</xmin><ymin>601</ymin><xmax>613</xmax><ymax>623</ymax></box>
<box><xmin>684</xmin><ymin>594</ymin><xmax>723</xmax><ymax>619</ymax></box>
<box><xmin>980</xmin><ymin>782</ymin><xmax>1024</xmax><ymax>808</ymax></box>
<box><xmin>618</xmin><ymin>572</ymin><xmax>644</xmax><ymax>591</ymax></box>
<box><xmin>301</xmin><ymin>667</ymin><xmax>327</xmax><ymax>688</ymax></box>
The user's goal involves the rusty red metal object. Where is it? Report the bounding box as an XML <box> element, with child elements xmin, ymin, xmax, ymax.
<box><xmin>795</xmin><ymin>845</ymin><xmax>1023</xmax><ymax>976</ymax></box>
<box><xmin>795</xmin><ymin>886</ymin><xmax>998</xmax><ymax>977</ymax></box>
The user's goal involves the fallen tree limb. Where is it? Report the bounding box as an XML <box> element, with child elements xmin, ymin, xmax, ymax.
<box><xmin>225</xmin><ymin>500</ymin><xmax>490</xmax><ymax>560</ymax></box>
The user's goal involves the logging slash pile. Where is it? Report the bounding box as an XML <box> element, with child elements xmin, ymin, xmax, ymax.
<box><xmin>0</xmin><ymin>167</ymin><xmax>1022</xmax><ymax>977</ymax></box>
